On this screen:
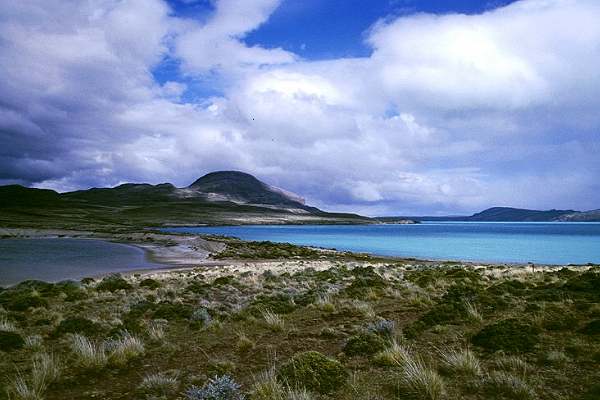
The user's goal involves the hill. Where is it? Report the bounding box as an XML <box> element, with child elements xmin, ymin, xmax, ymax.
<box><xmin>0</xmin><ymin>171</ymin><xmax>372</xmax><ymax>230</ymax></box>
<box><xmin>387</xmin><ymin>207</ymin><xmax>600</xmax><ymax>222</ymax></box>
<box><xmin>467</xmin><ymin>207</ymin><xmax>577</xmax><ymax>222</ymax></box>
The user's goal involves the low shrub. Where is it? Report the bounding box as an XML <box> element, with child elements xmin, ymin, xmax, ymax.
<box><xmin>277</xmin><ymin>351</ymin><xmax>347</xmax><ymax>394</ymax></box>
<box><xmin>251</xmin><ymin>294</ymin><xmax>296</xmax><ymax>315</ymax></box>
<box><xmin>343</xmin><ymin>332</ymin><xmax>386</xmax><ymax>357</ymax></box>
<box><xmin>1</xmin><ymin>292</ymin><xmax>48</xmax><ymax>311</ymax></box>
<box><xmin>366</xmin><ymin>319</ymin><xmax>395</xmax><ymax>338</ymax></box>
<box><xmin>96</xmin><ymin>274</ymin><xmax>132</xmax><ymax>292</ymax></box>
<box><xmin>472</xmin><ymin>319</ymin><xmax>540</xmax><ymax>353</ymax></box>
<box><xmin>0</xmin><ymin>330</ymin><xmax>25</xmax><ymax>351</ymax></box>
<box><xmin>139</xmin><ymin>278</ymin><xmax>161</xmax><ymax>289</ymax></box>
<box><xmin>151</xmin><ymin>302</ymin><xmax>193</xmax><ymax>321</ymax></box>
<box><xmin>52</xmin><ymin>317</ymin><xmax>103</xmax><ymax>338</ymax></box>
<box><xmin>580</xmin><ymin>319</ymin><xmax>600</xmax><ymax>335</ymax></box>
<box><xmin>185</xmin><ymin>374</ymin><xmax>245</xmax><ymax>400</ymax></box>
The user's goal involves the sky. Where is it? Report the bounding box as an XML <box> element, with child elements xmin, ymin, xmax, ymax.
<box><xmin>1</xmin><ymin>0</ymin><xmax>599</xmax><ymax>216</ymax></box>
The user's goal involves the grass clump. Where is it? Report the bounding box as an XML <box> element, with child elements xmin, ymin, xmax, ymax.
<box><xmin>472</xmin><ymin>319</ymin><xmax>540</xmax><ymax>353</ymax></box>
<box><xmin>138</xmin><ymin>371</ymin><xmax>179</xmax><ymax>397</ymax></box>
<box><xmin>373</xmin><ymin>340</ymin><xmax>412</xmax><ymax>367</ymax></box>
<box><xmin>8</xmin><ymin>353</ymin><xmax>61</xmax><ymax>400</ymax></box>
<box><xmin>439</xmin><ymin>347</ymin><xmax>481</xmax><ymax>377</ymax></box>
<box><xmin>343</xmin><ymin>332</ymin><xmax>386</xmax><ymax>357</ymax></box>
<box><xmin>396</xmin><ymin>352</ymin><xmax>445</xmax><ymax>400</ymax></box>
<box><xmin>68</xmin><ymin>334</ymin><xmax>108</xmax><ymax>369</ymax></box>
<box><xmin>483</xmin><ymin>371</ymin><xmax>535</xmax><ymax>400</ymax></box>
<box><xmin>0</xmin><ymin>317</ymin><xmax>18</xmax><ymax>332</ymax></box>
<box><xmin>0</xmin><ymin>330</ymin><xmax>25</xmax><ymax>351</ymax></box>
<box><xmin>277</xmin><ymin>351</ymin><xmax>347</xmax><ymax>394</ymax></box>
<box><xmin>261</xmin><ymin>309</ymin><xmax>285</xmax><ymax>332</ymax></box>
<box><xmin>106</xmin><ymin>331</ymin><xmax>145</xmax><ymax>366</ymax></box>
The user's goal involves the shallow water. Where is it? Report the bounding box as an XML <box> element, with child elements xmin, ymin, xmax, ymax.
<box><xmin>165</xmin><ymin>222</ymin><xmax>600</xmax><ymax>265</ymax></box>
<box><xmin>0</xmin><ymin>238</ymin><xmax>161</xmax><ymax>286</ymax></box>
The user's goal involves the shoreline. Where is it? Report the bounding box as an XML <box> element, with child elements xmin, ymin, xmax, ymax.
<box><xmin>1</xmin><ymin>227</ymin><xmax>598</xmax><ymax>287</ymax></box>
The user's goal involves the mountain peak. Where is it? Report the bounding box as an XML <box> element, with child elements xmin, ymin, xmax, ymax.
<box><xmin>189</xmin><ymin>171</ymin><xmax>307</xmax><ymax>208</ymax></box>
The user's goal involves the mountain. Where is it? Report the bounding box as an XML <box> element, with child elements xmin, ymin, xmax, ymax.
<box><xmin>0</xmin><ymin>171</ymin><xmax>372</xmax><ymax>229</ymax></box>
<box><xmin>187</xmin><ymin>171</ymin><xmax>313</xmax><ymax>211</ymax></box>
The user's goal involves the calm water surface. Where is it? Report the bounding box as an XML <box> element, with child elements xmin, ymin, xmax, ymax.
<box><xmin>165</xmin><ymin>222</ymin><xmax>600</xmax><ymax>265</ymax></box>
<box><xmin>0</xmin><ymin>238</ymin><xmax>161</xmax><ymax>286</ymax></box>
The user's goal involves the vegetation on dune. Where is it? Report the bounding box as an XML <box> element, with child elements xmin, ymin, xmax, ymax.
<box><xmin>0</xmin><ymin>255</ymin><xmax>599</xmax><ymax>400</ymax></box>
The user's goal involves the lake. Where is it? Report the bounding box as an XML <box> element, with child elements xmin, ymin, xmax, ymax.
<box><xmin>165</xmin><ymin>222</ymin><xmax>600</xmax><ymax>265</ymax></box>
<box><xmin>0</xmin><ymin>238</ymin><xmax>161</xmax><ymax>287</ymax></box>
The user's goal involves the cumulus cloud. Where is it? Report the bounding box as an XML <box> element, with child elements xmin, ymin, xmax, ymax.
<box><xmin>1</xmin><ymin>0</ymin><xmax>599</xmax><ymax>214</ymax></box>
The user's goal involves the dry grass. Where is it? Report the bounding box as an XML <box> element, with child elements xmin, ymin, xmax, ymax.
<box><xmin>484</xmin><ymin>371</ymin><xmax>535</xmax><ymax>400</ymax></box>
<box><xmin>146</xmin><ymin>319</ymin><xmax>167</xmax><ymax>342</ymax></box>
<box><xmin>374</xmin><ymin>339</ymin><xmax>412</xmax><ymax>367</ymax></box>
<box><xmin>139</xmin><ymin>371</ymin><xmax>179</xmax><ymax>395</ymax></box>
<box><xmin>394</xmin><ymin>350</ymin><xmax>445</xmax><ymax>400</ymax></box>
<box><xmin>107</xmin><ymin>331</ymin><xmax>145</xmax><ymax>366</ymax></box>
<box><xmin>0</xmin><ymin>317</ymin><xmax>18</xmax><ymax>332</ymax></box>
<box><xmin>439</xmin><ymin>347</ymin><xmax>481</xmax><ymax>377</ymax></box>
<box><xmin>261</xmin><ymin>309</ymin><xmax>285</xmax><ymax>332</ymax></box>
<box><xmin>7</xmin><ymin>353</ymin><xmax>60</xmax><ymax>400</ymax></box>
<box><xmin>69</xmin><ymin>334</ymin><xmax>108</xmax><ymax>369</ymax></box>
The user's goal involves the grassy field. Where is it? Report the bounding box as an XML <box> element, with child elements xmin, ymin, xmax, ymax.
<box><xmin>1</xmin><ymin>240</ymin><xmax>599</xmax><ymax>400</ymax></box>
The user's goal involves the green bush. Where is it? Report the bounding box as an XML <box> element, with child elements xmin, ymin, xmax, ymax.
<box><xmin>472</xmin><ymin>319</ymin><xmax>540</xmax><ymax>353</ymax></box>
<box><xmin>97</xmin><ymin>274</ymin><xmax>132</xmax><ymax>292</ymax></box>
<box><xmin>343</xmin><ymin>332</ymin><xmax>386</xmax><ymax>356</ymax></box>
<box><xmin>250</xmin><ymin>294</ymin><xmax>296</xmax><ymax>315</ymax></box>
<box><xmin>343</xmin><ymin>267</ymin><xmax>386</xmax><ymax>298</ymax></box>
<box><xmin>52</xmin><ymin>317</ymin><xmax>103</xmax><ymax>337</ymax></box>
<box><xmin>0</xmin><ymin>331</ymin><xmax>25</xmax><ymax>351</ymax></box>
<box><xmin>213</xmin><ymin>275</ymin><xmax>235</xmax><ymax>286</ymax></box>
<box><xmin>139</xmin><ymin>278</ymin><xmax>161</xmax><ymax>289</ymax></box>
<box><xmin>277</xmin><ymin>351</ymin><xmax>347</xmax><ymax>394</ymax></box>
<box><xmin>1</xmin><ymin>292</ymin><xmax>48</xmax><ymax>311</ymax></box>
<box><xmin>580</xmin><ymin>319</ymin><xmax>600</xmax><ymax>335</ymax></box>
<box><xmin>151</xmin><ymin>302</ymin><xmax>193</xmax><ymax>320</ymax></box>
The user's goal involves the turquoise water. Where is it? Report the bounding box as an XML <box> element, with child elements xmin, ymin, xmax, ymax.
<box><xmin>0</xmin><ymin>238</ymin><xmax>161</xmax><ymax>286</ymax></box>
<box><xmin>165</xmin><ymin>222</ymin><xmax>600</xmax><ymax>265</ymax></box>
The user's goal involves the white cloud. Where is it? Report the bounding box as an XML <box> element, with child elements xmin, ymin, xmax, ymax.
<box><xmin>1</xmin><ymin>0</ymin><xmax>600</xmax><ymax>215</ymax></box>
<box><xmin>175</xmin><ymin>0</ymin><xmax>296</xmax><ymax>72</ymax></box>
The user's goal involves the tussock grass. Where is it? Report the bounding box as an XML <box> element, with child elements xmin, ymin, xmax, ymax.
<box><xmin>107</xmin><ymin>331</ymin><xmax>145</xmax><ymax>366</ymax></box>
<box><xmin>146</xmin><ymin>319</ymin><xmax>166</xmax><ymax>342</ymax></box>
<box><xmin>394</xmin><ymin>349</ymin><xmax>445</xmax><ymax>400</ymax></box>
<box><xmin>139</xmin><ymin>371</ymin><xmax>179</xmax><ymax>395</ymax></box>
<box><xmin>0</xmin><ymin>317</ymin><xmax>18</xmax><ymax>332</ymax></box>
<box><xmin>69</xmin><ymin>334</ymin><xmax>108</xmax><ymax>369</ymax></box>
<box><xmin>374</xmin><ymin>340</ymin><xmax>412</xmax><ymax>367</ymax></box>
<box><xmin>463</xmin><ymin>300</ymin><xmax>483</xmax><ymax>323</ymax></box>
<box><xmin>251</xmin><ymin>368</ymin><xmax>315</xmax><ymax>400</ymax></box>
<box><xmin>235</xmin><ymin>331</ymin><xmax>255</xmax><ymax>353</ymax></box>
<box><xmin>24</xmin><ymin>335</ymin><xmax>44</xmax><ymax>351</ymax></box>
<box><xmin>7</xmin><ymin>353</ymin><xmax>60</xmax><ymax>400</ymax></box>
<box><xmin>261</xmin><ymin>309</ymin><xmax>285</xmax><ymax>331</ymax></box>
<box><xmin>484</xmin><ymin>371</ymin><xmax>535</xmax><ymax>400</ymax></box>
<box><xmin>494</xmin><ymin>355</ymin><xmax>531</xmax><ymax>377</ymax></box>
<box><xmin>439</xmin><ymin>347</ymin><xmax>481</xmax><ymax>377</ymax></box>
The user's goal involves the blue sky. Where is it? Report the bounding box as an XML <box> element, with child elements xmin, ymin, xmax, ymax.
<box><xmin>1</xmin><ymin>0</ymin><xmax>599</xmax><ymax>215</ymax></box>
